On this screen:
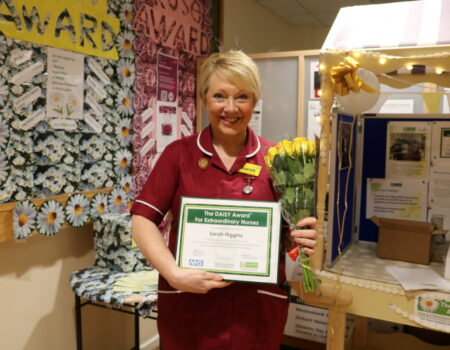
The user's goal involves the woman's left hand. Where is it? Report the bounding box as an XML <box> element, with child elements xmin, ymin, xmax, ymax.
<box><xmin>290</xmin><ymin>217</ymin><xmax>317</xmax><ymax>255</ymax></box>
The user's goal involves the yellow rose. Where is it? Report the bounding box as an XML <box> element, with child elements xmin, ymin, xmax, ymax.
<box><xmin>280</xmin><ymin>139</ymin><xmax>294</xmax><ymax>156</ymax></box>
<box><xmin>308</xmin><ymin>140</ymin><xmax>316</xmax><ymax>157</ymax></box>
<box><xmin>264</xmin><ymin>155</ymin><xmax>272</xmax><ymax>169</ymax></box>
<box><xmin>266</xmin><ymin>146</ymin><xmax>278</xmax><ymax>163</ymax></box>
<box><xmin>293</xmin><ymin>137</ymin><xmax>306</xmax><ymax>155</ymax></box>
<box><xmin>301</xmin><ymin>139</ymin><xmax>308</xmax><ymax>155</ymax></box>
<box><xmin>276</xmin><ymin>143</ymin><xmax>286</xmax><ymax>156</ymax></box>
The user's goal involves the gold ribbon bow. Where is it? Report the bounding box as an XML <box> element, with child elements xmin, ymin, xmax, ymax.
<box><xmin>331</xmin><ymin>56</ymin><xmax>378</xmax><ymax>96</ymax></box>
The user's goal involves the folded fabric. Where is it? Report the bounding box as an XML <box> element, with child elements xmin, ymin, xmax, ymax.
<box><xmin>112</xmin><ymin>270</ymin><xmax>159</xmax><ymax>293</ymax></box>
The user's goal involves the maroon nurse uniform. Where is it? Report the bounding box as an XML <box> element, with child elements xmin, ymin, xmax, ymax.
<box><xmin>131</xmin><ymin>126</ymin><xmax>288</xmax><ymax>350</ymax></box>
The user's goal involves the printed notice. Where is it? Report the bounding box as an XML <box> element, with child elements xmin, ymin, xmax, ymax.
<box><xmin>157</xmin><ymin>53</ymin><xmax>178</xmax><ymax>103</ymax></box>
<box><xmin>366</xmin><ymin>178</ymin><xmax>427</xmax><ymax>221</ymax></box>
<box><xmin>46</xmin><ymin>47</ymin><xmax>84</xmax><ymax>120</ymax></box>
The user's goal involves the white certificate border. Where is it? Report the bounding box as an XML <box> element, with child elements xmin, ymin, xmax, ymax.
<box><xmin>176</xmin><ymin>197</ymin><xmax>281</xmax><ymax>284</ymax></box>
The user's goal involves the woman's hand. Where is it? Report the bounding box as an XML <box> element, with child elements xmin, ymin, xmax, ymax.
<box><xmin>167</xmin><ymin>267</ymin><xmax>232</xmax><ymax>294</ymax></box>
<box><xmin>290</xmin><ymin>217</ymin><xmax>317</xmax><ymax>256</ymax></box>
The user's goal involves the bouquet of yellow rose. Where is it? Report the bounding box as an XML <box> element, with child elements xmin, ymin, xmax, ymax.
<box><xmin>264</xmin><ymin>137</ymin><xmax>319</xmax><ymax>292</ymax></box>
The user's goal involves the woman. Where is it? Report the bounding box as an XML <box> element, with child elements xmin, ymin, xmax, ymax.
<box><xmin>131</xmin><ymin>50</ymin><xmax>317</xmax><ymax>349</ymax></box>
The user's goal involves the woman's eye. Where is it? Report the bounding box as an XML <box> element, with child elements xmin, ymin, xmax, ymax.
<box><xmin>237</xmin><ymin>94</ymin><xmax>249</xmax><ymax>100</ymax></box>
<box><xmin>213</xmin><ymin>93</ymin><xmax>224</xmax><ymax>99</ymax></box>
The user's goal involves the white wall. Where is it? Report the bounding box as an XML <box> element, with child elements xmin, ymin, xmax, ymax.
<box><xmin>222</xmin><ymin>0</ymin><xmax>329</xmax><ymax>54</ymax></box>
<box><xmin>0</xmin><ymin>226</ymin><xmax>158</xmax><ymax>350</ymax></box>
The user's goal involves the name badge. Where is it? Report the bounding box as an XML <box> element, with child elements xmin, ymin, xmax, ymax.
<box><xmin>238</xmin><ymin>163</ymin><xmax>262</xmax><ymax>177</ymax></box>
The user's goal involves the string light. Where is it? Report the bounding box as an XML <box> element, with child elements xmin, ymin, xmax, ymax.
<box><xmin>435</xmin><ymin>67</ymin><xmax>444</xmax><ymax>74</ymax></box>
<box><xmin>319</xmin><ymin>63</ymin><xmax>326</xmax><ymax>71</ymax></box>
<box><xmin>352</xmin><ymin>51</ymin><xmax>361</xmax><ymax>58</ymax></box>
<box><xmin>378</xmin><ymin>56</ymin><xmax>387</xmax><ymax>65</ymax></box>
<box><xmin>406</xmin><ymin>64</ymin><xmax>414</xmax><ymax>71</ymax></box>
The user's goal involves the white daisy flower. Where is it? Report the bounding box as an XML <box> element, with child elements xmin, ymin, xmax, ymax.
<box><xmin>36</xmin><ymin>200</ymin><xmax>65</xmax><ymax>236</ymax></box>
<box><xmin>119</xmin><ymin>3</ymin><xmax>134</xmax><ymax>27</ymax></box>
<box><xmin>116</xmin><ymin>89</ymin><xmax>133</xmax><ymax>116</ymax></box>
<box><xmin>15</xmin><ymin>190</ymin><xmax>26</xmax><ymax>201</ymax></box>
<box><xmin>109</xmin><ymin>187</ymin><xmax>128</xmax><ymax>214</ymax></box>
<box><xmin>115</xmin><ymin>118</ymin><xmax>132</xmax><ymax>146</ymax></box>
<box><xmin>64</xmin><ymin>155</ymin><xmax>74</xmax><ymax>165</ymax></box>
<box><xmin>105</xmin><ymin>124</ymin><xmax>114</xmax><ymax>133</ymax></box>
<box><xmin>13</xmin><ymin>200</ymin><xmax>37</xmax><ymax>240</ymax></box>
<box><xmin>420</xmin><ymin>297</ymin><xmax>439</xmax><ymax>312</ymax></box>
<box><xmin>117</xmin><ymin>59</ymin><xmax>135</xmax><ymax>87</ymax></box>
<box><xmin>49</xmin><ymin>92</ymin><xmax>64</xmax><ymax>106</ymax></box>
<box><xmin>90</xmin><ymin>193</ymin><xmax>109</xmax><ymax>217</ymax></box>
<box><xmin>116</xmin><ymin>30</ymin><xmax>134</xmax><ymax>58</ymax></box>
<box><xmin>12</xmin><ymin>155</ymin><xmax>25</xmax><ymax>166</ymax></box>
<box><xmin>0</xmin><ymin>179</ymin><xmax>16</xmax><ymax>203</ymax></box>
<box><xmin>37</xmin><ymin>136</ymin><xmax>65</xmax><ymax>163</ymax></box>
<box><xmin>64</xmin><ymin>185</ymin><xmax>75</xmax><ymax>194</ymax></box>
<box><xmin>0</xmin><ymin>120</ymin><xmax>8</xmax><ymax>148</ymax></box>
<box><xmin>114</xmin><ymin>149</ymin><xmax>132</xmax><ymax>176</ymax></box>
<box><xmin>0</xmin><ymin>78</ymin><xmax>8</xmax><ymax>107</ymax></box>
<box><xmin>0</xmin><ymin>153</ymin><xmax>9</xmax><ymax>184</ymax></box>
<box><xmin>119</xmin><ymin>174</ymin><xmax>134</xmax><ymax>198</ymax></box>
<box><xmin>65</xmin><ymin>193</ymin><xmax>90</xmax><ymax>227</ymax></box>
<box><xmin>3</xmin><ymin>105</ymin><xmax>13</xmax><ymax>119</ymax></box>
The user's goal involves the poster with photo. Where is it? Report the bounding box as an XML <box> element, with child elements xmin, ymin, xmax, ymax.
<box><xmin>338</xmin><ymin>121</ymin><xmax>353</xmax><ymax>169</ymax></box>
<box><xmin>156</xmin><ymin>101</ymin><xmax>178</xmax><ymax>152</ymax></box>
<box><xmin>385</xmin><ymin>121</ymin><xmax>431</xmax><ymax>179</ymax></box>
<box><xmin>310</xmin><ymin>60</ymin><xmax>321</xmax><ymax>99</ymax></box>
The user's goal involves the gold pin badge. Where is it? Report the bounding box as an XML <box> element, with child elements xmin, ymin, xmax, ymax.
<box><xmin>198</xmin><ymin>157</ymin><xmax>209</xmax><ymax>169</ymax></box>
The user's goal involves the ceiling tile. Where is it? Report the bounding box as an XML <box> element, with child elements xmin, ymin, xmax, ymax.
<box><xmin>255</xmin><ymin>0</ymin><xmax>308</xmax><ymax>16</ymax></box>
<box><xmin>283</xmin><ymin>13</ymin><xmax>320</xmax><ymax>26</ymax></box>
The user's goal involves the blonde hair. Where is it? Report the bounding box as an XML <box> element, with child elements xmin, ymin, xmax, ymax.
<box><xmin>199</xmin><ymin>50</ymin><xmax>261</xmax><ymax>104</ymax></box>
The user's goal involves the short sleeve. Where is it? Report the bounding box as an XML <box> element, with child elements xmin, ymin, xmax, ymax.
<box><xmin>130</xmin><ymin>141</ymin><xmax>180</xmax><ymax>225</ymax></box>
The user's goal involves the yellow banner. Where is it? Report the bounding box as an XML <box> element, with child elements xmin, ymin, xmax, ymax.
<box><xmin>0</xmin><ymin>0</ymin><xmax>119</xmax><ymax>60</ymax></box>
<box><xmin>422</xmin><ymin>92</ymin><xmax>442</xmax><ymax>114</ymax></box>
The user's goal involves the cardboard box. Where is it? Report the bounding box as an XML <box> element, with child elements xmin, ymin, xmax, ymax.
<box><xmin>371</xmin><ymin>216</ymin><xmax>434</xmax><ymax>265</ymax></box>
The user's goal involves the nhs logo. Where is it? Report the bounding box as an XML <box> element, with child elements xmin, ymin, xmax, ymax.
<box><xmin>188</xmin><ymin>259</ymin><xmax>204</xmax><ymax>267</ymax></box>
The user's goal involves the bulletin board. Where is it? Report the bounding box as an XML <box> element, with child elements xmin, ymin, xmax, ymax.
<box><xmin>357</xmin><ymin>115</ymin><xmax>450</xmax><ymax>242</ymax></box>
<box><xmin>326</xmin><ymin>112</ymin><xmax>357</xmax><ymax>266</ymax></box>
<box><xmin>0</xmin><ymin>0</ymin><xmax>136</xmax><ymax>242</ymax></box>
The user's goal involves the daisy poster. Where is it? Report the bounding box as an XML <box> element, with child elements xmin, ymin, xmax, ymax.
<box><xmin>156</xmin><ymin>101</ymin><xmax>179</xmax><ymax>152</ymax></box>
<box><xmin>46</xmin><ymin>47</ymin><xmax>84</xmax><ymax>121</ymax></box>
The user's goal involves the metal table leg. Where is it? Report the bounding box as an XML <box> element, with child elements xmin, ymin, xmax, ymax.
<box><xmin>75</xmin><ymin>295</ymin><xmax>83</xmax><ymax>350</ymax></box>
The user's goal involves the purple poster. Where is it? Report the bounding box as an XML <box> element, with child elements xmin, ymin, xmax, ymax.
<box><xmin>157</xmin><ymin>53</ymin><xmax>178</xmax><ymax>102</ymax></box>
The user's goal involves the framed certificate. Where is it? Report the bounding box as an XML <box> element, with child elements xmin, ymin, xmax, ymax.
<box><xmin>176</xmin><ymin>197</ymin><xmax>282</xmax><ymax>284</ymax></box>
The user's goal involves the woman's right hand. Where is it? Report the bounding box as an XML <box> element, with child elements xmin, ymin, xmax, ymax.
<box><xmin>167</xmin><ymin>267</ymin><xmax>232</xmax><ymax>294</ymax></box>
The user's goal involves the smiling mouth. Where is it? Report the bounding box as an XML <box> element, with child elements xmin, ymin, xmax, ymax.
<box><xmin>221</xmin><ymin>117</ymin><xmax>239</xmax><ymax>123</ymax></box>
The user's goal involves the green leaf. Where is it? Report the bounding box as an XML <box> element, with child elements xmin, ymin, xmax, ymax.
<box><xmin>273</xmin><ymin>154</ymin><xmax>285</xmax><ymax>171</ymax></box>
<box><xmin>303</xmin><ymin>163</ymin><xmax>315</xmax><ymax>179</ymax></box>
<box><xmin>286</xmin><ymin>157</ymin><xmax>301</xmax><ymax>174</ymax></box>
<box><xmin>293</xmin><ymin>173</ymin><xmax>307</xmax><ymax>184</ymax></box>
<box><xmin>284</xmin><ymin>187</ymin><xmax>296</xmax><ymax>204</ymax></box>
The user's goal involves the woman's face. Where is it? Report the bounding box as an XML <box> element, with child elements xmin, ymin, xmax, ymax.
<box><xmin>204</xmin><ymin>72</ymin><xmax>255</xmax><ymax>141</ymax></box>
